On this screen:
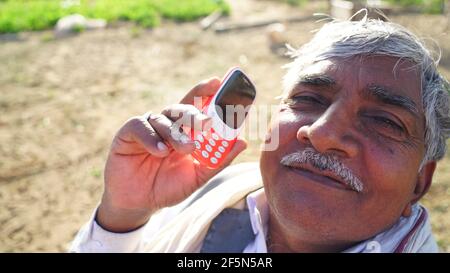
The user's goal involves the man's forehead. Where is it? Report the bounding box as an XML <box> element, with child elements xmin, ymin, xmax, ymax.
<box><xmin>297</xmin><ymin>56</ymin><xmax>422</xmax><ymax>100</ymax></box>
<box><xmin>300</xmin><ymin>56</ymin><xmax>419</xmax><ymax>76</ymax></box>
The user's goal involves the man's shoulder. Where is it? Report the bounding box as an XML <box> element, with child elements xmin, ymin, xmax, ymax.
<box><xmin>205</xmin><ymin>162</ymin><xmax>261</xmax><ymax>191</ymax></box>
<box><xmin>214</xmin><ymin>162</ymin><xmax>261</xmax><ymax>179</ymax></box>
<box><xmin>183</xmin><ymin>162</ymin><xmax>262</xmax><ymax>209</ymax></box>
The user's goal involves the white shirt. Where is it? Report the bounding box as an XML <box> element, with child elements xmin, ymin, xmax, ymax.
<box><xmin>70</xmin><ymin>188</ymin><xmax>269</xmax><ymax>253</ymax></box>
<box><xmin>69</xmin><ymin>162</ymin><xmax>438</xmax><ymax>253</ymax></box>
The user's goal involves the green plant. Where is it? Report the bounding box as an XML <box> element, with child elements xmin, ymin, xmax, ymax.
<box><xmin>285</xmin><ymin>0</ymin><xmax>307</xmax><ymax>6</ymax></box>
<box><xmin>151</xmin><ymin>0</ymin><xmax>230</xmax><ymax>21</ymax></box>
<box><xmin>0</xmin><ymin>0</ymin><xmax>229</xmax><ymax>33</ymax></box>
<box><xmin>387</xmin><ymin>0</ymin><xmax>445</xmax><ymax>14</ymax></box>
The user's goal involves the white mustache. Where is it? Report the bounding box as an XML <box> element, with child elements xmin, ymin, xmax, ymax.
<box><xmin>280</xmin><ymin>148</ymin><xmax>364</xmax><ymax>193</ymax></box>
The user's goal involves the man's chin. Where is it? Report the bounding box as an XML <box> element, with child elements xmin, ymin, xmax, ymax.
<box><xmin>262</xmin><ymin>164</ymin><xmax>384</xmax><ymax>245</ymax></box>
<box><xmin>265</xmin><ymin>170</ymin><xmax>359</xmax><ymax>229</ymax></box>
<box><xmin>267</xmin><ymin>191</ymin><xmax>367</xmax><ymax>246</ymax></box>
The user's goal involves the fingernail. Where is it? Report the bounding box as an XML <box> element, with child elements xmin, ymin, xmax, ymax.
<box><xmin>180</xmin><ymin>134</ymin><xmax>191</xmax><ymax>144</ymax></box>
<box><xmin>157</xmin><ymin>142</ymin><xmax>168</xmax><ymax>151</ymax></box>
<box><xmin>198</xmin><ymin>113</ymin><xmax>211</xmax><ymax>120</ymax></box>
<box><xmin>187</xmin><ymin>109</ymin><xmax>200</xmax><ymax>116</ymax></box>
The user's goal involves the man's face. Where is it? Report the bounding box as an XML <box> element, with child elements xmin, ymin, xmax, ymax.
<box><xmin>260</xmin><ymin>56</ymin><xmax>428</xmax><ymax>246</ymax></box>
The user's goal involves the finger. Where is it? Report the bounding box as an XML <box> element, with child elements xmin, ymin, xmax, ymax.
<box><xmin>161</xmin><ymin>104</ymin><xmax>212</xmax><ymax>132</ymax></box>
<box><xmin>179</xmin><ymin>77</ymin><xmax>221</xmax><ymax>106</ymax></box>
<box><xmin>114</xmin><ymin>116</ymin><xmax>170</xmax><ymax>157</ymax></box>
<box><xmin>147</xmin><ymin>113</ymin><xmax>196</xmax><ymax>154</ymax></box>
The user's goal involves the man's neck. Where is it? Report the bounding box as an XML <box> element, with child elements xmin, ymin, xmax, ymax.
<box><xmin>267</xmin><ymin>211</ymin><xmax>355</xmax><ymax>253</ymax></box>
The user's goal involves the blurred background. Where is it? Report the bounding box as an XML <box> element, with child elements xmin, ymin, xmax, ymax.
<box><xmin>0</xmin><ymin>0</ymin><xmax>449</xmax><ymax>252</ymax></box>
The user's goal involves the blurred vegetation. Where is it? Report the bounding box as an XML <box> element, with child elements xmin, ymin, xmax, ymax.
<box><xmin>271</xmin><ymin>0</ymin><xmax>446</xmax><ymax>13</ymax></box>
<box><xmin>0</xmin><ymin>0</ymin><xmax>230</xmax><ymax>33</ymax></box>
<box><xmin>283</xmin><ymin>0</ymin><xmax>308</xmax><ymax>6</ymax></box>
<box><xmin>387</xmin><ymin>0</ymin><xmax>446</xmax><ymax>13</ymax></box>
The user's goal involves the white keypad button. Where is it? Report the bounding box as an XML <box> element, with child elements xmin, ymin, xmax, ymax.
<box><xmin>197</xmin><ymin>134</ymin><xmax>204</xmax><ymax>142</ymax></box>
<box><xmin>214</xmin><ymin>151</ymin><xmax>222</xmax><ymax>158</ymax></box>
<box><xmin>201</xmin><ymin>150</ymin><xmax>209</xmax><ymax>158</ymax></box>
<box><xmin>208</xmin><ymin>139</ymin><xmax>216</xmax><ymax>146</ymax></box>
<box><xmin>212</xmin><ymin>133</ymin><xmax>219</xmax><ymax>140</ymax></box>
<box><xmin>205</xmin><ymin>144</ymin><xmax>212</xmax><ymax>152</ymax></box>
<box><xmin>194</xmin><ymin>141</ymin><xmax>201</xmax><ymax>149</ymax></box>
<box><xmin>210</xmin><ymin>157</ymin><xmax>218</xmax><ymax>164</ymax></box>
<box><xmin>221</xmin><ymin>141</ymin><xmax>229</xmax><ymax>147</ymax></box>
<box><xmin>218</xmin><ymin>146</ymin><xmax>225</xmax><ymax>153</ymax></box>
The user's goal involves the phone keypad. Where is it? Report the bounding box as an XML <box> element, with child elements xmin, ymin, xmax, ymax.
<box><xmin>192</xmin><ymin>127</ymin><xmax>236</xmax><ymax>168</ymax></box>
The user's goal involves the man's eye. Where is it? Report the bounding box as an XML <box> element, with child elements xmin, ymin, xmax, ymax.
<box><xmin>285</xmin><ymin>95</ymin><xmax>324</xmax><ymax>106</ymax></box>
<box><xmin>372</xmin><ymin>116</ymin><xmax>405</xmax><ymax>133</ymax></box>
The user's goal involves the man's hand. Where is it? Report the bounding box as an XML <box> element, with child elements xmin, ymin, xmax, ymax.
<box><xmin>96</xmin><ymin>78</ymin><xmax>247</xmax><ymax>232</ymax></box>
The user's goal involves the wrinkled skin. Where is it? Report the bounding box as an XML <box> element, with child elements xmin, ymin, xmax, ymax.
<box><xmin>260</xmin><ymin>56</ymin><xmax>436</xmax><ymax>252</ymax></box>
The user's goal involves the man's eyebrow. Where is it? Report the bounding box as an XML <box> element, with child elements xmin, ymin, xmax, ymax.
<box><xmin>364</xmin><ymin>84</ymin><xmax>419</xmax><ymax>118</ymax></box>
<box><xmin>297</xmin><ymin>74</ymin><xmax>336</xmax><ymax>87</ymax></box>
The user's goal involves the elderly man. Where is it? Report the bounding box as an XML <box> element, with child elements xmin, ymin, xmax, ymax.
<box><xmin>70</xmin><ymin>17</ymin><xmax>450</xmax><ymax>253</ymax></box>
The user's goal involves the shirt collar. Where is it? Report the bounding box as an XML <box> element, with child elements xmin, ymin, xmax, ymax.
<box><xmin>246</xmin><ymin>188</ymin><xmax>268</xmax><ymax>234</ymax></box>
<box><xmin>245</xmin><ymin>188</ymin><xmax>436</xmax><ymax>253</ymax></box>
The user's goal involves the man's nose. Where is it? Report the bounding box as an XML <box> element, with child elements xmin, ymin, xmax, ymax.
<box><xmin>297</xmin><ymin>104</ymin><xmax>359</xmax><ymax>158</ymax></box>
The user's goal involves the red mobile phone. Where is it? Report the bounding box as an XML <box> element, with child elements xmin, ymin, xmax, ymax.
<box><xmin>190</xmin><ymin>67</ymin><xmax>257</xmax><ymax>168</ymax></box>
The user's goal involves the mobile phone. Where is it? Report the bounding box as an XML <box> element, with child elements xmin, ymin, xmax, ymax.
<box><xmin>190</xmin><ymin>67</ymin><xmax>257</xmax><ymax>168</ymax></box>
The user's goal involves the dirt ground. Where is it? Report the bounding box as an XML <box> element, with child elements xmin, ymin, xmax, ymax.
<box><xmin>1</xmin><ymin>0</ymin><xmax>449</xmax><ymax>252</ymax></box>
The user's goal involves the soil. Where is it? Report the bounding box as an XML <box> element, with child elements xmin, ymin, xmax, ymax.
<box><xmin>0</xmin><ymin>0</ymin><xmax>449</xmax><ymax>252</ymax></box>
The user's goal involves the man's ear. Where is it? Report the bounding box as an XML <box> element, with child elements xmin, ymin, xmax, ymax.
<box><xmin>401</xmin><ymin>161</ymin><xmax>436</xmax><ymax>217</ymax></box>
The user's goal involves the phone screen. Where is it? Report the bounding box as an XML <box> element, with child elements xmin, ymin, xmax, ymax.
<box><xmin>214</xmin><ymin>71</ymin><xmax>256</xmax><ymax>129</ymax></box>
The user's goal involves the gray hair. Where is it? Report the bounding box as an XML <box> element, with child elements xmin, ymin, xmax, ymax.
<box><xmin>283</xmin><ymin>13</ymin><xmax>450</xmax><ymax>168</ymax></box>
